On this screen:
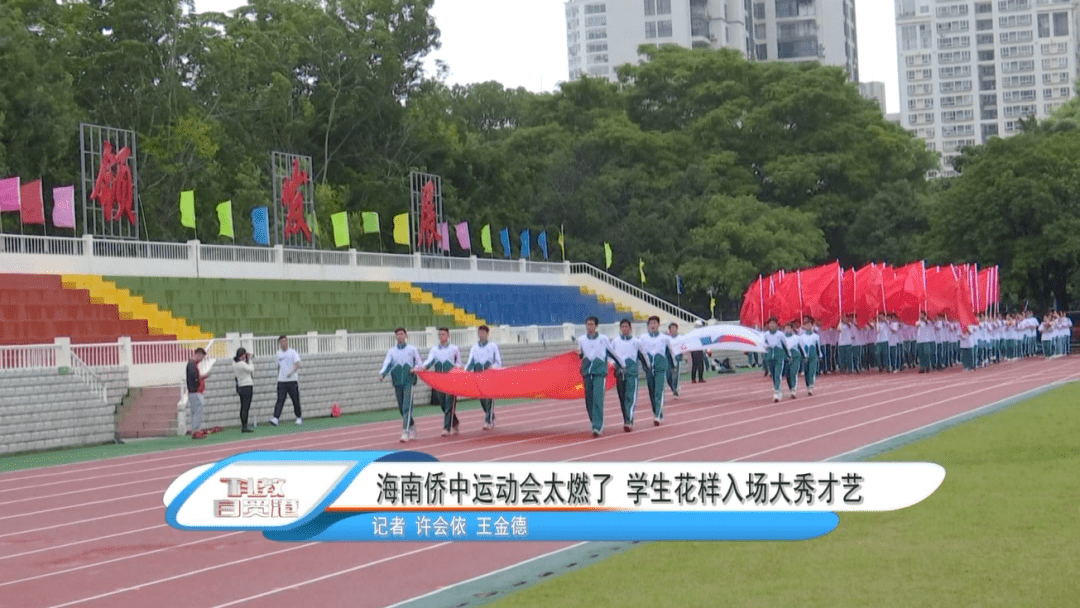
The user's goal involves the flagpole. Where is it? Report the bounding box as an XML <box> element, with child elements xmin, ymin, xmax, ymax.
<box><xmin>759</xmin><ymin>274</ymin><xmax>765</xmax><ymax>328</ymax></box>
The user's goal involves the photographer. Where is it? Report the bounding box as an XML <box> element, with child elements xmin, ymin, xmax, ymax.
<box><xmin>233</xmin><ymin>347</ymin><xmax>256</xmax><ymax>433</ymax></box>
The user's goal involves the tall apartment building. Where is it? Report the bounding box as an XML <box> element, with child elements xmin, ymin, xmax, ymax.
<box><xmin>896</xmin><ymin>0</ymin><xmax>1080</xmax><ymax>177</ymax></box>
<box><xmin>860</xmin><ymin>81</ymin><xmax>889</xmax><ymax>112</ymax></box>
<box><xmin>565</xmin><ymin>0</ymin><xmax>858</xmax><ymax>82</ymax></box>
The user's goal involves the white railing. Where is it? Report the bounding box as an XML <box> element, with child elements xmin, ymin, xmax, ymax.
<box><xmin>0</xmin><ymin>343</ymin><xmax>58</xmax><ymax>370</ymax></box>
<box><xmin>69</xmin><ymin>352</ymin><xmax>108</xmax><ymax>404</ymax></box>
<box><xmin>0</xmin><ymin>234</ymin><xmax>85</xmax><ymax>256</ymax></box>
<box><xmin>569</xmin><ymin>262</ymin><xmax>704</xmax><ymax>324</ymax></box>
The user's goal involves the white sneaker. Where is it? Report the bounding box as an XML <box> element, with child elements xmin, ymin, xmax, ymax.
<box><xmin>269</xmin><ymin>417</ymin><xmax>279</xmax><ymax>427</ymax></box>
<box><xmin>295</xmin><ymin>418</ymin><xmax>302</xmax><ymax>425</ymax></box>
<box><xmin>399</xmin><ymin>432</ymin><xmax>409</xmax><ymax>443</ymax></box>
<box><xmin>774</xmin><ymin>391</ymin><xmax>781</xmax><ymax>402</ymax></box>
<box><xmin>409</xmin><ymin>427</ymin><xmax>417</xmax><ymax>440</ymax></box>
<box><xmin>807</xmin><ymin>388</ymin><xmax>813</xmax><ymax>396</ymax></box>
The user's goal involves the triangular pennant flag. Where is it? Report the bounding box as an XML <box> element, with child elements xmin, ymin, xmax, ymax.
<box><xmin>520</xmin><ymin>229</ymin><xmax>531</xmax><ymax>258</ymax></box>
<box><xmin>538</xmin><ymin>231</ymin><xmax>549</xmax><ymax>261</ymax></box>
<box><xmin>393</xmin><ymin>213</ymin><xmax>409</xmax><ymax>245</ymax></box>
<box><xmin>481</xmin><ymin>224</ymin><xmax>493</xmax><ymax>254</ymax></box>
<box><xmin>0</xmin><ymin>177</ymin><xmax>20</xmax><ymax>212</ymax></box>
<box><xmin>639</xmin><ymin>257</ymin><xmax>646</xmax><ymax>284</ymax></box>
<box><xmin>676</xmin><ymin>275</ymin><xmax>684</xmax><ymax>295</ymax></box>
<box><xmin>331</xmin><ymin>211</ymin><xmax>350</xmax><ymax>248</ymax></box>
<box><xmin>306</xmin><ymin>212</ymin><xmax>320</xmax><ymax>237</ymax></box>
<box><xmin>558</xmin><ymin>225</ymin><xmax>565</xmax><ymax>258</ymax></box>
<box><xmin>19</xmin><ymin>179</ymin><xmax>45</xmax><ymax>225</ymax></box>
<box><xmin>710</xmin><ymin>296</ymin><xmax>716</xmax><ymax>317</ymax></box>
<box><xmin>604</xmin><ymin>243</ymin><xmax>612</xmax><ymax>269</ymax></box>
<box><xmin>52</xmin><ymin>186</ymin><xmax>75</xmax><ymax>229</ymax></box>
<box><xmin>361</xmin><ymin>212</ymin><xmax>380</xmax><ymax>234</ymax></box>
<box><xmin>180</xmin><ymin>191</ymin><xmax>195</xmax><ymax>229</ymax></box>
<box><xmin>455</xmin><ymin>222</ymin><xmax>471</xmax><ymax>250</ymax></box>
<box><xmin>499</xmin><ymin>228</ymin><xmax>512</xmax><ymax>259</ymax></box>
<box><xmin>216</xmin><ymin>201</ymin><xmax>234</xmax><ymax>238</ymax></box>
<box><xmin>251</xmin><ymin>207</ymin><xmax>270</xmax><ymax>245</ymax></box>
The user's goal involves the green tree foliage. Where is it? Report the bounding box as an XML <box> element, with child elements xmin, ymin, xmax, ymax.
<box><xmin>2</xmin><ymin>5</ymin><xmax>948</xmax><ymax>316</ymax></box>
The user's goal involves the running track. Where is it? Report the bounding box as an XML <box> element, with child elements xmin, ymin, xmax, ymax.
<box><xmin>2</xmin><ymin>357</ymin><xmax>1078</xmax><ymax>608</ymax></box>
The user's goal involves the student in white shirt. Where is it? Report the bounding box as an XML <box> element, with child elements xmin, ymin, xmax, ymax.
<box><xmin>639</xmin><ymin>316</ymin><xmax>675</xmax><ymax>426</ymax></box>
<box><xmin>232</xmin><ymin>347</ymin><xmax>256</xmax><ymax>433</ymax></box>
<box><xmin>465</xmin><ymin>325</ymin><xmax>503</xmax><ymax>430</ymax></box>
<box><xmin>762</xmin><ymin>317</ymin><xmax>789</xmax><ymax>402</ymax></box>
<box><xmin>610</xmin><ymin>318</ymin><xmax>645</xmax><ymax>432</ymax></box>
<box><xmin>578</xmin><ymin>315</ymin><xmax>615</xmax><ymax>437</ymax></box>
<box><xmin>379</xmin><ymin>327</ymin><xmax>425</xmax><ymax>442</ymax></box>
<box><xmin>422</xmin><ymin>327</ymin><xmax>463</xmax><ymax>437</ymax></box>
<box><xmin>270</xmin><ymin>335</ymin><xmax>302</xmax><ymax>427</ymax></box>
<box><xmin>802</xmin><ymin>317</ymin><xmax>822</xmax><ymax>396</ymax></box>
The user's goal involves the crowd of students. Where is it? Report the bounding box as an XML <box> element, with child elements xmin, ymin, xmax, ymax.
<box><xmin>754</xmin><ymin>311</ymin><xmax>1074</xmax><ymax>402</ymax></box>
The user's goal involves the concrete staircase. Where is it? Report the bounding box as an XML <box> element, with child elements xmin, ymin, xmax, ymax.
<box><xmin>116</xmin><ymin>386</ymin><xmax>181</xmax><ymax>438</ymax></box>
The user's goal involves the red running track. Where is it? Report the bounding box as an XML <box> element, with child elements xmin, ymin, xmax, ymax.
<box><xmin>1</xmin><ymin>357</ymin><xmax>1078</xmax><ymax>608</ymax></box>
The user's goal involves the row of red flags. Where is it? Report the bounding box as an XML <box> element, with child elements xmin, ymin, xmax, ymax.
<box><xmin>0</xmin><ymin>177</ymin><xmax>76</xmax><ymax>228</ymax></box>
<box><xmin>740</xmin><ymin>262</ymin><xmax>1001</xmax><ymax>329</ymax></box>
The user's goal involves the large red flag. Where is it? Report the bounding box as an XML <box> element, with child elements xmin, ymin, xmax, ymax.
<box><xmin>884</xmin><ymin>261</ymin><xmax>925</xmax><ymax>325</ymax></box>
<box><xmin>800</xmin><ymin>262</ymin><xmax>842</xmax><ymax>327</ymax></box>
<box><xmin>416</xmin><ymin>352</ymin><xmax>616</xmax><ymax>400</ymax></box>
<box><xmin>740</xmin><ymin>276</ymin><xmax>763</xmax><ymax>327</ymax></box>
<box><xmin>854</xmin><ymin>263</ymin><xmax>884</xmax><ymax>325</ymax></box>
<box><xmin>19</xmin><ymin>179</ymin><xmax>45</xmax><ymax>225</ymax></box>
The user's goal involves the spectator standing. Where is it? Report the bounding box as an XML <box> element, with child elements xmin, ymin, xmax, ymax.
<box><xmin>270</xmin><ymin>336</ymin><xmax>302</xmax><ymax>426</ymax></box>
<box><xmin>233</xmin><ymin>347</ymin><xmax>255</xmax><ymax>433</ymax></box>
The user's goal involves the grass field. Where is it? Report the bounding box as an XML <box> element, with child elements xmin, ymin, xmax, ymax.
<box><xmin>485</xmin><ymin>381</ymin><xmax>1080</xmax><ymax>608</ymax></box>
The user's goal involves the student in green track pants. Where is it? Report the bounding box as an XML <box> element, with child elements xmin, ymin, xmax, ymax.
<box><xmin>916</xmin><ymin>312</ymin><xmax>935</xmax><ymax>373</ymax></box>
<box><xmin>578</xmin><ymin>316</ymin><xmax>614</xmax><ymax>438</ymax></box>
<box><xmin>761</xmin><ymin>318</ymin><xmax>789</xmax><ymax>402</ymax></box>
<box><xmin>379</xmin><ymin>328</ymin><xmax>425</xmax><ymax>443</ymax></box>
<box><xmin>610</xmin><ymin>318</ymin><xmax>645</xmax><ymax>432</ymax></box>
<box><xmin>639</xmin><ymin>316</ymin><xmax>675</xmax><ymax>426</ymax></box>
<box><xmin>784</xmin><ymin>321</ymin><xmax>804</xmax><ymax>400</ymax></box>
<box><xmin>802</xmin><ymin>317</ymin><xmax>821</xmax><ymax>396</ymax></box>
<box><xmin>665</xmin><ymin>322</ymin><xmax>682</xmax><ymax>398</ymax></box>
<box><xmin>465</xmin><ymin>325</ymin><xmax>503</xmax><ymax>430</ymax></box>
<box><xmin>422</xmin><ymin>327</ymin><xmax>463</xmax><ymax>437</ymax></box>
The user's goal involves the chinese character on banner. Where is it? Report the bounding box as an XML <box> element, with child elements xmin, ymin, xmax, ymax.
<box><xmin>281</xmin><ymin>159</ymin><xmax>312</xmax><ymax>242</ymax></box>
<box><xmin>90</xmin><ymin>141</ymin><xmax>135</xmax><ymax>225</ymax></box>
<box><xmin>418</xmin><ymin>179</ymin><xmax>440</xmax><ymax>247</ymax></box>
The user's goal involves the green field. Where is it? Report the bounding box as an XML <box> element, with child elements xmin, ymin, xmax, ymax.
<box><xmin>485</xmin><ymin>382</ymin><xmax>1080</xmax><ymax>608</ymax></box>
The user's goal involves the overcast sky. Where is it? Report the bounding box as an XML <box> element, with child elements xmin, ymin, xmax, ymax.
<box><xmin>195</xmin><ymin>0</ymin><xmax>900</xmax><ymax>113</ymax></box>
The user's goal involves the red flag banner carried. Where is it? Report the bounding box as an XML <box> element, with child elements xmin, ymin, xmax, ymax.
<box><xmin>743</xmin><ymin>260</ymin><xmax>987</xmax><ymax>327</ymax></box>
<box><xmin>416</xmin><ymin>352</ymin><xmax>616</xmax><ymax>400</ymax></box>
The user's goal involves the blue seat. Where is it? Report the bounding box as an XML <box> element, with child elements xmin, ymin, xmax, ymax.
<box><xmin>415</xmin><ymin>281</ymin><xmax>631</xmax><ymax>326</ymax></box>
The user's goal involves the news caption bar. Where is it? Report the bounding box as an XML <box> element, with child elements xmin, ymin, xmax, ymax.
<box><xmin>163</xmin><ymin>451</ymin><xmax>945</xmax><ymax>542</ymax></box>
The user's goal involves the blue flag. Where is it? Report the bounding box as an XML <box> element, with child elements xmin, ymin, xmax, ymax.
<box><xmin>520</xmin><ymin>229</ymin><xmax>531</xmax><ymax>259</ymax></box>
<box><xmin>538</xmin><ymin>231</ymin><xmax>549</xmax><ymax>260</ymax></box>
<box><xmin>676</xmin><ymin>275</ymin><xmax>684</xmax><ymax>295</ymax></box>
<box><xmin>499</xmin><ymin>227</ymin><xmax>511</xmax><ymax>259</ymax></box>
<box><xmin>251</xmin><ymin>206</ymin><xmax>270</xmax><ymax>245</ymax></box>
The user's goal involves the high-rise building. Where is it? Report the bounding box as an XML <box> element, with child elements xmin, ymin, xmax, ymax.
<box><xmin>859</xmin><ymin>81</ymin><xmax>889</xmax><ymax>113</ymax></box>
<box><xmin>565</xmin><ymin>0</ymin><xmax>858</xmax><ymax>82</ymax></box>
<box><xmin>895</xmin><ymin>0</ymin><xmax>1080</xmax><ymax>177</ymax></box>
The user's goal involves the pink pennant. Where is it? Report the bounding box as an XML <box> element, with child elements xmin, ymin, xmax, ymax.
<box><xmin>438</xmin><ymin>222</ymin><xmax>450</xmax><ymax>252</ymax></box>
<box><xmin>455</xmin><ymin>221</ymin><xmax>471</xmax><ymax>250</ymax></box>
<box><xmin>0</xmin><ymin>177</ymin><xmax>20</xmax><ymax>212</ymax></box>
<box><xmin>52</xmin><ymin>186</ymin><xmax>76</xmax><ymax>228</ymax></box>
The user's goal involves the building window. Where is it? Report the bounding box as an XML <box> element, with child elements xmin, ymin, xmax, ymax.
<box><xmin>755</xmin><ymin>23</ymin><xmax>767</xmax><ymax>39</ymax></box>
<box><xmin>776</xmin><ymin>0</ymin><xmax>816</xmax><ymax>18</ymax></box>
<box><xmin>658</xmin><ymin>20</ymin><xmax>673</xmax><ymax>37</ymax></box>
<box><xmin>585</xmin><ymin>3</ymin><xmax>606</xmax><ymax>14</ymax></box>
<box><xmin>657</xmin><ymin>0</ymin><xmax>671</xmax><ymax>15</ymax></box>
<box><xmin>756</xmin><ymin>43</ymin><xmax>768</xmax><ymax>59</ymax></box>
<box><xmin>1053</xmin><ymin>12</ymin><xmax>1069</xmax><ymax>37</ymax></box>
<box><xmin>585</xmin><ymin>16</ymin><xmax>606</xmax><ymax>27</ymax></box>
<box><xmin>586</xmin><ymin>42</ymin><xmax>608</xmax><ymax>53</ymax></box>
<box><xmin>645</xmin><ymin>21</ymin><xmax>657</xmax><ymax>38</ymax></box>
<box><xmin>644</xmin><ymin>0</ymin><xmax>655</xmax><ymax>16</ymax></box>
<box><xmin>587</xmin><ymin>29</ymin><xmax>608</xmax><ymax>40</ymax></box>
<box><xmin>754</xmin><ymin>3</ymin><xmax>765</xmax><ymax>19</ymax></box>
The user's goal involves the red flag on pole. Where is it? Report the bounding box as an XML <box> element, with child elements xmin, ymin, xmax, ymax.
<box><xmin>19</xmin><ymin>179</ymin><xmax>45</xmax><ymax>225</ymax></box>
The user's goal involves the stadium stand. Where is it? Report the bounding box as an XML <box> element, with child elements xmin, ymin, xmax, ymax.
<box><xmin>0</xmin><ymin>274</ymin><xmax>174</xmax><ymax>345</ymax></box>
<box><xmin>413</xmin><ymin>282</ymin><xmax>642</xmax><ymax>326</ymax></box>
<box><xmin>104</xmin><ymin>276</ymin><xmax>471</xmax><ymax>336</ymax></box>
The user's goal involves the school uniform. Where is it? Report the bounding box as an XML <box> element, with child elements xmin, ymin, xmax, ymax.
<box><xmin>423</xmin><ymin>343</ymin><xmax>463</xmax><ymax>434</ymax></box>
<box><xmin>465</xmin><ymin>340</ymin><xmax>503</xmax><ymax>428</ymax></box>
<box><xmin>875</xmin><ymin>320</ymin><xmax>890</xmax><ymax>372</ymax></box>
<box><xmin>666</xmin><ymin>341</ymin><xmax>682</xmax><ymax>397</ymax></box>
<box><xmin>960</xmin><ymin>326</ymin><xmax>975</xmax><ymax>371</ymax></box>
<box><xmin>838</xmin><ymin>322</ymin><xmax>854</xmax><ymax>373</ymax></box>
<box><xmin>380</xmin><ymin>343</ymin><xmax>424</xmax><ymax>439</ymax></box>
<box><xmin>639</xmin><ymin>331</ymin><xmax>675</xmax><ymax>424</ymax></box>
<box><xmin>578</xmin><ymin>332</ymin><xmax>615</xmax><ymax>435</ymax></box>
<box><xmin>916</xmin><ymin>320</ymin><xmax>935</xmax><ymax>372</ymax></box>
<box><xmin>785</xmin><ymin>331</ymin><xmax>805</xmax><ymax>397</ymax></box>
<box><xmin>610</xmin><ymin>334</ymin><xmax>644</xmax><ymax>429</ymax></box>
<box><xmin>762</xmin><ymin>329</ymin><xmax>789</xmax><ymax>402</ymax></box>
<box><xmin>803</xmin><ymin>329</ymin><xmax>821</xmax><ymax>395</ymax></box>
